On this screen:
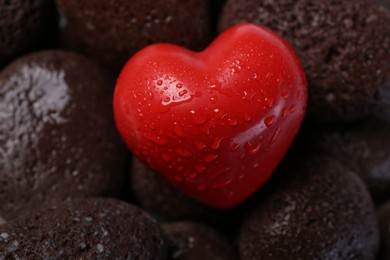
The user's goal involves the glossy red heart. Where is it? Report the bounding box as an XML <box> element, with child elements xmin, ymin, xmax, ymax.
<box><xmin>114</xmin><ymin>24</ymin><xmax>307</xmax><ymax>209</ymax></box>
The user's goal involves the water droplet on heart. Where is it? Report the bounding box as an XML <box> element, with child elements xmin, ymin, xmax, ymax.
<box><xmin>175</xmin><ymin>148</ymin><xmax>191</xmax><ymax>157</ymax></box>
<box><xmin>288</xmin><ymin>104</ymin><xmax>296</xmax><ymax>113</ymax></box>
<box><xmin>253</xmin><ymin>163</ymin><xmax>260</xmax><ymax>169</ymax></box>
<box><xmin>146</xmin><ymin>156</ymin><xmax>154</xmax><ymax>168</ymax></box>
<box><xmin>193</xmin><ymin>114</ymin><xmax>207</xmax><ymax>125</ymax></box>
<box><xmin>265</xmin><ymin>97</ymin><xmax>274</xmax><ymax>107</ymax></box>
<box><xmin>144</xmin><ymin>133</ymin><xmax>167</xmax><ymax>146</ymax></box>
<box><xmin>227</xmin><ymin>118</ymin><xmax>238</xmax><ymax>126</ymax></box>
<box><xmin>253</xmin><ymin>72</ymin><xmax>258</xmax><ymax>79</ymax></box>
<box><xmin>195</xmin><ymin>142</ymin><xmax>206</xmax><ymax>151</ymax></box>
<box><xmin>245</xmin><ymin>141</ymin><xmax>261</xmax><ymax>155</ymax></box>
<box><xmin>231</xmin><ymin>143</ymin><xmax>240</xmax><ymax>151</ymax></box>
<box><xmin>204</xmin><ymin>154</ymin><xmax>218</xmax><ymax>163</ymax></box>
<box><xmin>174</xmin><ymin>175</ymin><xmax>183</xmax><ymax>182</ymax></box>
<box><xmin>174</xmin><ymin>124</ymin><xmax>185</xmax><ymax>137</ymax></box>
<box><xmin>264</xmin><ymin>115</ymin><xmax>275</xmax><ymax>127</ymax></box>
<box><xmin>210</xmin><ymin>96</ymin><xmax>217</xmax><ymax>104</ymax></box>
<box><xmin>197</xmin><ymin>184</ymin><xmax>207</xmax><ymax>191</ymax></box>
<box><xmin>202</xmin><ymin>126</ymin><xmax>210</xmax><ymax>135</ymax></box>
<box><xmin>157</xmin><ymin>80</ymin><xmax>163</xmax><ymax>86</ymax></box>
<box><xmin>244</xmin><ymin>112</ymin><xmax>252</xmax><ymax>122</ymax></box>
<box><xmin>194</xmin><ymin>91</ymin><xmax>202</xmax><ymax>97</ymax></box>
<box><xmin>281</xmin><ymin>90</ymin><xmax>289</xmax><ymax>99</ymax></box>
<box><xmin>211</xmin><ymin>137</ymin><xmax>224</xmax><ymax>150</ymax></box>
<box><xmin>270</xmin><ymin>127</ymin><xmax>281</xmax><ymax>144</ymax></box>
<box><xmin>177</xmin><ymin>166</ymin><xmax>184</xmax><ymax>172</ymax></box>
<box><xmin>195</xmin><ymin>165</ymin><xmax>206</xmax><ymax>173</ymax></box>
<box><xmin>148</xmin><ymin>91</ymin><xmax>153</xmax><ymax>99</ymax></box>
<box><xmin>188</xmin><ymin>172</ymin><xmax>197</xmax><ymax>179</ymax></box>
<box><xmin>161</xmin><ymin>153</ymin><xmax>171</xmax><ymax>162</ymax></box>
<box><xmin>282</xmin><ymin>108</ymin><xmax>288</xmax><ymax>120</ymax></box>
<box><xmin>176</xmin><ymin>83</ymin><xmax>183</xmax><ymax>88</ymax></box>
<box><xmin>209</xmin><ymin>167</ymin><xmax>231</xmax><ymax>180</ymax></box>
<box><xmin>212</xmin><ymin>179</ymin><xmax>232</xmax><ymax>189</ymax></box>
<box><xmin>162</xmin><ymin>97</ymin><xmax>170</xmax><ymax>105</ymax></box>
<box><xmin>179</xmin><ymin>90</ymin><xmax>187</xmax><ymax>96</ymax></box>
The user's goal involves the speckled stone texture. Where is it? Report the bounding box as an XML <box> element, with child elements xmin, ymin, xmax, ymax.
<box><xmin>239</xmin><ymin>156</ymin><xmax>379</xmax><ymax>259</ymax></box>
<box><xmin>0</xmin><ymin>198</ymin><xmax>167</xmax><ymax>259</ymax></box>
<box><xmin>376</xmin><ymin>0</ymin><xmax>390</xmax><ymax>10</ymax></box>
<box><xmin>298</xmin><ymin>118</ymin><xmax>390</xmax><ymax>204</ymax></box>
<box><xmin>0</xmin><ymin>0</ymin><xmax>57</xmax><ymax>67</ymax></box>
<box><xmin>219</xmin><ymin>0</ymin><xmax>390</xmax><ymax>121</ymax></box>
<box><xmin>378</xmin><ymin>202</ymin><xmax>390</xmax><ymax>260</ymax></box>
<box><xmin>0</xmin><ymin>51</ymin><xmax>128</xmax><ymax>221</ymax></box>
<box><xmin>56</xmin><ymin>0</ymin><xmax>212</xmax><ymax>72</ymax></box>
<box><xmin>162</xmin><ymin>221</ymin><xmax>237</xmax><ymax>260</ymax></box>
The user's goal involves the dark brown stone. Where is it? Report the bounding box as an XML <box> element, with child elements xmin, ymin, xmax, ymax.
<box><xmin>239</xmin><ymin>156</ymin><xmax>379</xmax><ymax>259</ymax></box>
<box><xmin>0</xmin><ymin>198</ymin><xmax>167</xmax><ymax>259</ymax></box>
<box><xmin>57</xmin><ymin>0</ymin><xmax>212</xmax><ymax>72</ymax></box>
<box><xmin>219</xmin><ymin>0</ymin><xmax>390</xmax><ymax>121</ymax></box>
<box><xmin>0</xmin><ymin>50</ymin><xmax>128</xmax><ymax>221</ymax></box>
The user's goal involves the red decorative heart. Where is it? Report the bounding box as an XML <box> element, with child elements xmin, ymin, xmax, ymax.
<box><xmin>114</xmin><ymin>24</ymin><xmax>307</xmax><ymax>209</ymax></box>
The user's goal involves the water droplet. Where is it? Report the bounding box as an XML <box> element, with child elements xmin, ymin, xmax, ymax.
<box><xmin>227</xmin><ymin>118</ymin><xmax>238</xmax><ymax>126</ymax></box>
<box><xmin>195</xmin><ymin>142</ymin><xmax>206</xmax><ymax>151</ymax></box>
<box><xmin>210</xmin><ymin>96</ymin><xmax>217</xmax><ymax>104</ymax></box>
<box><xmin>144</xmin><ymin>133</ymin><xmax>167</xmax><ymax>146</ymax></box>
<box><xmin>253</xmin><ymin>163</ymin><xmax>260</xmax><ymax>169</ymax></box>
<box><xmin>282</xmin><ymin>108</ymin><xmax>288</xmax><ymax>120</ymax></box>
<box><xmin>238</xmin><ymin>174</ymin><xmax>245</xmax><ymax>180</ymax></box>
<box><xmin>288</xmin><ymin>104</ymin><xmax>296</xmax><ymax>113</ymax></box>
<box><xmin>161</xmin><ymin>153</ymin><xmax>171</xmax><ymax>162</ymax></box>
<box><xmin>148</xmin><ymin>91</ymin><xmax>153</xmax><ymax>99</ymax></box>
<box><xmin>193</xmin><ymin>114</ymin><xmax>207</xmax><ymax>125</ymax></box>
<box><xmin>212</xmin><ymin>179</ymin><xmax>232</xmax><ymax>189</ymax></box>
<box><xmin>157</xmin><ymin>80</ymin><xmax>163</xmax><ymax>85</ymax></box>
<box><xmin>211</xmin><ymin>137</ymin><xmax>224</xmax><ymax>150</ymax></box>
<box><xmin>195</xmin><ymin>165</ymin><xmax>206</xmax><ymax>173</ymax></box>
<box><xmin>245</xmin><ymin>141</ymin><xmax>261</xmax><ymax>155</ymax></box>
<box><xmin>188</xmin><ymin>172</ymin><xmax>197</xmax><ymax>179</ymax></box>
<box><xmin>174</xmin><ymin>175</ymin><xmax>183</xmax><ymax>182</ymax></box>
<box><xmin>179</xmin><ymin>90</ymin><xmax>187</xmax><ymax>96</ymax></box>
<box><xmin>270</xmin><ymin>127</ymin><xmax>281</xmax><ymax>144</ymax></box>
<box><xmin>253</xmin><ymin>73</ymin><xmax>258</xmax><ymax>79</ymax></box>
<box><xmin>204</xmin><ymin>154</ymin><xmax>218</xmax><ymax>163</ymax></box>
<box><xmin>177</xmin><ymin>166</ymin><xmax>184</xmax><ymax>172</ymax></box>
<box><xmin>176</xmin><ymin>83</ymin><xmax>183</xmax><ymax>88</ymax></box>
<box><xmin>231</xmin><ymin>143</ymin><xmax>240</xmax><ymax>151</ymax></box>
<box><xmin>162</xmin><ymin>97</ymin><xmax>171</xmax><ymax>105</ymax></box>
<box><xmin>174</xmin><ymin>124</ymin><xmax>185</xmax><ymax>137</ymax></box>
<box><xmin>146</xmin><ymin>156</ymin><xmax>154</xmax><ymax>168</ymax></box>
<box><xmin>197</xmin><ymin>184</ymin><xmax>207</xmax><ymax>191</ymax></box>
<box><xmin>265</xmin><ymin>97</ymin><xmax>274</xmax><ymax>107</ymax></box>
<box><xmin>281</xmin><ymin>90</ymin><xmax>289</xmax><ymax>99</ymax></box>
<box><xmin>175</xmin><ymin>148</ymin><xmax>191</xmax><ymax>157</ymax></box>
<box><xmin>209</xmin><ymin>167</ymin><xmax>231</xmax><ymax>180</ymax></box>
<box><xmin>194</xmin><ymin>91</ymin><xmax>202</xmax><ymax>97</ymax></box>
<box><xmin>264</xmin><ymin>115</ymin><xmax>275</xmax><ymax>127</ymax></box>
<box><xmin>244</xmin><ymin>112</ymin><xmax>252</xmax><ymax>122</ymax></box>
